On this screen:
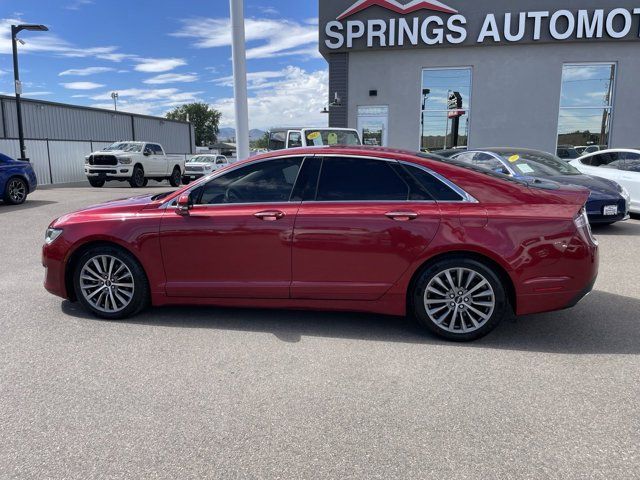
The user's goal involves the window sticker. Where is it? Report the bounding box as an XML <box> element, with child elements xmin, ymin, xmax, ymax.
<box><xmin>508</xmin><ymin>154</ymin><xmax>520</xmax><ymax>163</ymax></box>
<box><xmin>307</xmin><ymin>131</ymin><xmax>321</xmax><ymax>140</ymax></box>
<box><xmin>518</xmin><ymin>164</ymin><xmax>535</xmax><ymax>174</ymax></box>
<box><xmin>327</xmin><ymin>132</ymin><xmax>338</xmax><ymax>145</ymax></box>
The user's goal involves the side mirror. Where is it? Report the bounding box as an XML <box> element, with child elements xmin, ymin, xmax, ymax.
<box><xmin>176</xmin><ymin>194</ymin><xmax>191</xmax><ymax>216</ymax></box>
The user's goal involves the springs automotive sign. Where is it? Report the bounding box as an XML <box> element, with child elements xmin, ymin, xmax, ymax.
<box><xmin>321</xmin><ymin>0</ymin><xmax>640</xmax><ymax>51</ymax></box>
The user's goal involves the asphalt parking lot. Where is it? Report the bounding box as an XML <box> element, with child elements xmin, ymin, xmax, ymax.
<box><xmin>1</xmin><ymin>184</ymin><xmax>639</xmax><ymax>479</ymax></box>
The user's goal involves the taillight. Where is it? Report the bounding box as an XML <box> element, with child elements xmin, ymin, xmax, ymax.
<box><xmin>574</xmin><ymin>207</ymin><xmax>597</xmax><ymax>245</ymax></box>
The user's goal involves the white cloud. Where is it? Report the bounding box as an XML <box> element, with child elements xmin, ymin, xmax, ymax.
<box><xmin>61</xmin><ymin>81</ymin><xmax>105</xmax><ymax>90</ymax></box>
<box><xmin>59</xmin><ymin>66</ymin><xmax>115</xmax><ymax>76</ymax></box>
<box><xmin>134</xmin><ymin>58</ymin><xmax>186</xmax><ymax>73</ymax></box>
<box><xmin>65</xmin><ymin>0</ymin><xmax>93</xmax><ymax>10</ymax></box>
<box><xmin>89</xmin><ymin>87</ymin><xmax>203</xmax><ymax>115</ymax></box>
<box><xmin>143</xmin><ymin>73</ymin><xmax>199</xmax><ymax>84</ymax></box>
<box><xmin>173</xmin><ymin>17</ymin><xmax>320</xmax><ymax>59</ymax></box>
<box><xmin>212</xmin><ymin>66</ymin><xmax>328</xmax><ymax>130</ymax></box>
<box><xmin>213</xmin><ymin>70</ymin><xmax>287</xmax><ymax>88</ymax></box>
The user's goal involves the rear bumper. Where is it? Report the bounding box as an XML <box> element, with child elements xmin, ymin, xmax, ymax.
<box><xmin>515</xmin><ymin>234</ymin><xmax>599</xmax><ymax>316</ymax></box>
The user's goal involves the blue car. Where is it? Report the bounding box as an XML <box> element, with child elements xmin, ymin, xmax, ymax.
<box><xmin>0</xmin><ymin>153</ymin><xmax>38</xmax><ymax>205</ymax></box>
<box><xmin>450</xmin><ymin>148</ymin><xmax>630</xmax><ymax>225</ymax></box>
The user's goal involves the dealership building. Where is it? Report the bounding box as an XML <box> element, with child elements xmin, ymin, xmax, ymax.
<box><xmin>320</xmin><ymin>0</ymin><xmax>640</xmax><ymax>153</ymax></box>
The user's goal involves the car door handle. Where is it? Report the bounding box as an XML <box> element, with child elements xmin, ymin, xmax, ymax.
<box><xmin>385</xmin><ymin>211</ymin><xmax>419</xmax><ymax>221</ymax></box>
<box><xmin>254</xmin><ymin>210</ymin><xmax>285</xmax><ymax>221</ymax></box>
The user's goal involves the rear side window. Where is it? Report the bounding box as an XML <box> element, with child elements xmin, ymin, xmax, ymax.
<box><xmin>316</xmin><ymin>157</ymin><xmax>409</xmax><ymax>201</ymax></box>
<box><xmin>401</xmin><ymin>164</ymin><xmax>464</xmax><ymax>201</ymax></box>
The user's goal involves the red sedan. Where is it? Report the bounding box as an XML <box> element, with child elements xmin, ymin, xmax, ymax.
<box><xmin>43</xmin><ymin>147</ymin><xmax>598</xmax><ymax>341</ymax></box>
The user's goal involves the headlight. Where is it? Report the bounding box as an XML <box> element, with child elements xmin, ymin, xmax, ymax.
<box><xmin>118</xmin><ymin>157</ymin><xmax>132</xmax><ymax>165</ymax></box>
<box><xmin>619</xmin><ymin>184</ymin><xmax>631</xmax><ymax>203</ymax></box>
<box><xmin>84</xmin><ymin>156</ymin><xmax>90</xmax><ymax>164</ymax></box>
<box><xmin>45</xmin><ymin>228</ymin><xmax>63</xmax><ymax>245</ymax></box>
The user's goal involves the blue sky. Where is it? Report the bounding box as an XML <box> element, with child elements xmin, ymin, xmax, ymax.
<box><xmin>0</xmin><ymin>0</ymin><xmax>328</xmax><ymax>129</ymax></box>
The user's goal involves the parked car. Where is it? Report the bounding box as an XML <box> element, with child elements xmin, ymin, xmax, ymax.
<box><xmin>267</xmin><ymin>128</ymin><xmax>361</xmax><ymax>150</ymax></box>
<box><xmin>556</xmin><ymin>145</ymin><xmax>580</xmax><ymax>160</ymax></box>
<box><xmin>85</xmin><ymin>141</ymin><xmax>185</xmax><ymax>188</ymax></box>
<box><xmin>431</xmin><ymin>147</ymin><xmax>467</xmax><ymax>158</ymax></box>
<box><xmin>182</xmin><ymin>154</ymin><xmax>229</xmax><ymax>184</ymax></box>
<box><xmin>574</xmin><ymin>145</ymin><xmax>606</xmax><ymax>156</ymax></box>
<box><xmin>43</xmin><ymin>146</ymin><xmax>598</xmax><ymax>341</ymax></box>
<box><xmin>0</xmin><ymin>153</ymin><xmax>38</xmax><ymax>205</ymax></box>
<box><xmin>451</xmin><ymin>148</ymin><xmax>630</xmax><ymax>225</ymax></box>
<box><xmin>570</xmin><ymin>149</ymin><xmax>640</xmax><ymax>214</ymax></box>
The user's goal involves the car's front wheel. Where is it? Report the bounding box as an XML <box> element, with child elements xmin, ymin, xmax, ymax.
<box><xmin>3</xmin><ymin>177</ymin><xmax>28</xmax><ymax>205</ymax></box>
<box><xmin>411</xmin><ymin>258</ymin><xmax>508</xmax><ymax>341</ymax></box>
<box><xmin>73</xmin><ymin>246</ymin><xmax>149</xmax><ymax>319</ymax></box>
<box><xmin>88</xmin><ymin>178</ymin><xmax>105</xmax><ymax>188</ymax></box>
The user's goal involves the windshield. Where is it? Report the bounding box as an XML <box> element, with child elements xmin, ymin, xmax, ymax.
<box><xmin>497</xmin><ymin>150</ymin><xmax>582</xmax><ymax>176</ymax></box>
<box><xmin>105</xmin><ymin>142</ymin><xmax>143</xmax><ymax>152</ymax></box>
<box><xmin>303</xmin><ymin>129</ymin><xmax>361</xmax><ymax>146</ymax></box>
<box><xmin>187</xmin><ymin>156</ymin><xmax>215</xmax><ymax>163</ymax></box>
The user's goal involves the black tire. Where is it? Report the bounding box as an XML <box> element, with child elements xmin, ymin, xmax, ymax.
<box><xmin>88</xmin><ymin>178</ymin><xmax>105</xmax><ymax>188</ymax></box>
<box><xmin>411</xmin><ymin>257</ymin><xmax>508</xmax><ymax>341</ymax></box>
<box><xmin>129</xmin><ymin>165</ymin><xmax>145</xmax><ymax>188</ymax></box>
<box><xmin>169</xmin><ymin>167</ymin><xmax>181</xmax><ymax>187</ymax></box>
<box><xmin>181</xmin><ymin>177</ymin><xmax>190</xmax><ymax>185</ymax></box>
<box><xmin>3</xmin><ymin>177</ymin><xmax>28</xmax><ymax>205</ymax></box>
<box><xmin>73</xmin><ymin>245</ymin><xmax>149</xmax><ymax>320</ymax></box>
<box><xmin>142</xmin><ymin>178</ymin><xmax>149</xmax><ymax>187</ymax></box>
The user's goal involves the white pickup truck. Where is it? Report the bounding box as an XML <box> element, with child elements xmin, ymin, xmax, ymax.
<box><xmin>85</xmin><ymin>141</ymin><xmax>185</xmax><ymax>188</ymax></box>
<box><xmin>267</xmin><ymin>128</ymin><xmax>362</xmax><ymax>150</ymax></box>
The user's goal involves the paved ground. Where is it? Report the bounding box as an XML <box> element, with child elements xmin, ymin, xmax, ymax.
<box><xmin>1</xmin><ymin>184</ymin><xmax>639</xmax><ymax>479</ymax></box>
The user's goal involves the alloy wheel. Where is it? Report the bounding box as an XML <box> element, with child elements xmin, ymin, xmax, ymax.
<box><xmin>423</xmin><ymin>267</ymin><xmax>495</xmax><ymax>334</ymax></box>
<box><xmin>79</xmin><ymin>255</ymin><xmax>135</xmax><ymax>313</ymax></box>
<box><xmin>8</xmin><ymin>179</ymin><xmax>26</xmax><ymax>203</ymax></box>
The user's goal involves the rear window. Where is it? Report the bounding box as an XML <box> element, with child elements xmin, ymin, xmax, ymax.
<box><xmin>303</xmin><ymin>130</ymin><xmax>361</xmax><ymax>147</ymax></box>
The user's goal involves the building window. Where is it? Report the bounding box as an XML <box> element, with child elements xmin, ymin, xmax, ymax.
<box><xmin>557</xmin><ymin>63</ymin><xmax>616</xmax><ymax>150</ymax></box>
<box><xmin>420</xmin><ymin>68</ymin><xmax>472</xmax><ymax>151</ymax></box>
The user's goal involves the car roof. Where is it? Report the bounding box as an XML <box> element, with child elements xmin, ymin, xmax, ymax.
<box><xmin>577</xmin><ymin>148</ymin><xmax>640</xmax><ymax>159</ymax></box>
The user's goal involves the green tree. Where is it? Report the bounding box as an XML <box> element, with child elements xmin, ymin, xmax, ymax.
<box><xmin>166</xmin><ymin>103</ymin><xmax>221</xmax><ymax>146</ymax></box>
<box><xmin>251</xmin><ymin>132</ymin><xmax>269</xmax><ymax>149</ymax></box>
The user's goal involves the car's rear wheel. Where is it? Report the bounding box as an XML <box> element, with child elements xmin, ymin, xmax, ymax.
<box><xmin>73</xmin><ymin>246</ymin><xmax>149</xmax><ymax>320</ymax></box>
<box><xmin>3</xmin><ymin>177</ymin><xmax>28</xmax><ymax>205</ymax></box>
<box><xmin>169</xmin><ymin>167</ymin><xmax>181</xmax><ymax>187</ymax></box>
<box><xmin>129</xmin><ymin>166</ymin><xmax>145</xmax><ymax>188</ymax></box>
<box><xmin>411</xmin><ymin>258</ymin><xmax>508</xmax><ymax>341</ymax></box>
<box><xmin>88</xmin><ymin>178</ymin><xmax>105</xmax><ymax>188</ymax></box>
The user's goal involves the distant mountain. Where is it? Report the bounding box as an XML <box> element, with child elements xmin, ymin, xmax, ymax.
<box><xmin>217</xmin><ymin>128</ymin><xmax>266</xmax><ymax>142</ymax></box>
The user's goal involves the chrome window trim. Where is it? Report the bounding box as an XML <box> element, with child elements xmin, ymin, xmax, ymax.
<box><xmin>398</xmin><ymin>160</ymin><xmax>478</xmax><ymax>203</ymax></box>
<box><xmin>162</xmin><ymin>153</ymin><xmax>478</xmax><ymax>208</ymax></box>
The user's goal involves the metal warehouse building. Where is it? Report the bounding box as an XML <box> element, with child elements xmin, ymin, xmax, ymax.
<box><xmin>320</xmin><ymin>0</ymin><xmax>640</xmax><ymax>154</ymax></box>
<box><xmin>0</xmin><ymin>95</ymin><xmax>195</xmax><ymax>185</ymax></box>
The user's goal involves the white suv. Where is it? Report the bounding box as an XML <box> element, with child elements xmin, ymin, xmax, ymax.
<box><xmin>182</xmin><ymin>154</ymin><xmax>229</xmax><ymax>184</ymax></box>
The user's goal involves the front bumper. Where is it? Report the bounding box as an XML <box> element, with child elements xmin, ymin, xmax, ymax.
<box><xmin>42</xmin><ymin>240</ymin><xmax>70</xmax><ymax>300</ymax></box>
<box><xmin>85</xmin><ymin>166</ymin><xmax>131</xmax><ymax>179</ymax></box>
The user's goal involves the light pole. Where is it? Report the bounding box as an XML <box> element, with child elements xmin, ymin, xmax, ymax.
<box><xmin>111</xmin><ymin>92</ymin><xmax>119</xmax><ymax>111</ymax></box>
<box><xmin>229</xmin><ymin>0</ymin><xmax>250</xmax><ymax>161</ymax></box>
<box><xmin>11</xmin><ymin>23</ymin><xmax>48</xmax><ymax>162</ymax></box>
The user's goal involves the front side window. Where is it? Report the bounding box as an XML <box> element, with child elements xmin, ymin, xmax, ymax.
<box><xmin>194</xmin><ymin>158</ymin><xmax>302</xmax><ymax>205</ymax></box>
<box><xmin>316</xmin><ymin>158</ymin><xmax>408</xmax><ymax>201</ymax></box>
<box><xmin>582</xmin><ymin>152</ymin><xmax>622</xmax><ymax>168</ymax></box>
<box><xmin>152</xmin><ymin>144</ymin><xmax>163</xmax><ymax>155</ymax></box>
<box><xmin>420</xmin><ymin>68</ymin><xmax>472</xmax><ymax>151</ymax></box>
<box><xmin>557</xmin><ymin>64</ymin><xmax>615</xmax><ymax>149</ymax></box>
<box><xmin>288</xmin><ymin>132</ymin><xmax>303</xmax><ymax>148</ymax></box>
